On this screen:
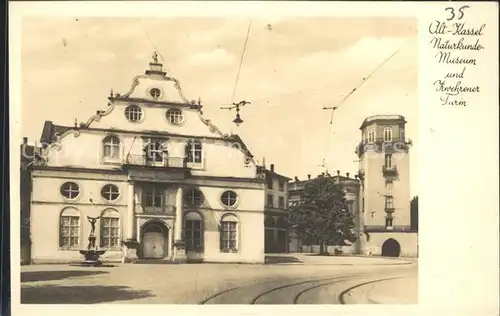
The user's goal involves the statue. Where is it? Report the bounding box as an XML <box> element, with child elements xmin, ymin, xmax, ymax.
<box><xmin>152</xmin><ymin>51</ymin><xmax>159</xmax><ymax>63</ymax></box>
<box><xmin>87</xmin><ymin>215</ymin><xmax>101</xmax><ymax>236</ymax></box>
<box><xmin>75</xmin><ymin>215</ymin><xmax>106</xmax><ymax>267</ymax></box>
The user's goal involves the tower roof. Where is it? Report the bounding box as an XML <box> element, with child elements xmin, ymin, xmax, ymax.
<box><xmin>359</xmin><ymin>114</ymin><xmax>406</xmax><ymax>130</ymax></box>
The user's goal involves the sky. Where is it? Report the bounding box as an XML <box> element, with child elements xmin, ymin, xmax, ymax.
<box><xmin>20</xmin><ymin>16</ymin><xmax>418</xmax><ymax>195</ymax></box>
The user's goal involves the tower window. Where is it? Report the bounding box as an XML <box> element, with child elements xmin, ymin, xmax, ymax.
<box><xmin>383</xmin><ymin>127</ymin><xmax>393</xmax><ymax>142</ymax></box>
<box><xmin>385</xmin><ymin>196</ymin><xmax>394</xmax><ymax>209</ymax></box>
<box><xmin>385</xmin><ymin>154</ymin><xmax>392</xmax><ymax>168</ymax></box>
<box><xmin>367</xmin><ymin>128</ymin><xmax>375</xmax><ymax>143</ymax></box>
<box><xmin>385</xmin><ymin>217</ymin><xmax>393</xmax><ymax>228</ymax></box>
<box><xmin>385</xmin><ymin>180</ymin><xmax>393</xmax><ymax>189</ymax></box>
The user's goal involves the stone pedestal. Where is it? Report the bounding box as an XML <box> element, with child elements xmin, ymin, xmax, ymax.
<box><xmin>122</xmin><ymin>239</ymin><xmax>140</xmax><ymax>263</ymax></box>
<box><xmin>173</xmin><ymin>240</ymin><xmax>187</xmax><ymax>263</ymax></box>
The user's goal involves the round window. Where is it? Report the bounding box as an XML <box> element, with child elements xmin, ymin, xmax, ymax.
<box><xmin>60</xmin><ymin>182</ymin><xmax>80</xmax><ymax>199</ymax></box>
<box><xmin>166</xmin><ymin>109</ymin><xmax>184</xmax><ymax>125</ymax></box>
<box><xmin>150</xmin><ymin>88</ymin><xmax>161</xmax><ymax>99</ymax></box>
<box><xmin>101</xmin><ymin>184</ymin><xmax>120</xmax><ymax>201</ymax></box>
<box><xmin>184</xmin><ymin>189</ymin><xmax>204</xmax><ymax>207</ymax></box>
<box><xmin>124</xmin><ymin>105</ymin><xmax>143</xmax><ymax>122</ymax></box>
<box><xmin>221</xmin><ymin>190</ymin><xmax>238</xmax><ymax>207</ymax></box>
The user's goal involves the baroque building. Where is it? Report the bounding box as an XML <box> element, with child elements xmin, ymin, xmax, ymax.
<box><xmin>28</xmin><ymin>55</ymin><xmax>266</xmax><ymax>264</ymax></box>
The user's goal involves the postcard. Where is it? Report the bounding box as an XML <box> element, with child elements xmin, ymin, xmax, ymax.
<box><xmin>8</xmin><ymin>1</ymin><xmax>499</xmax><ymax>315</ymax></box>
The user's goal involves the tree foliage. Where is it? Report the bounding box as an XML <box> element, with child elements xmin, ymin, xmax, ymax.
<box><xmin>288</xmin><ymin>175</ymin><xmax>357</xmax><ymax>250</ymax></box>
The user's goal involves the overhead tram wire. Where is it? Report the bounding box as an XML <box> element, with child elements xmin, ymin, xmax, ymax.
<box><xmin>230</xmin><ymin>19</ymin><xmax>253</xmax><ymax>104</ymax></box>
<box><xmin>319</xmin><ymin>37</ymin><xmax>413</xmax><ymax>173</ymax></box>
<box><xmin>140</xmin><ymin>19</ymin><xmax>166</xmax><ymax>63</ymax></box>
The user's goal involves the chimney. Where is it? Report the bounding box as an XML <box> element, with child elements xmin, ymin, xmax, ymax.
<box><xmin>307</xmin><ymin>174</ymin><xmax>311</xmax><ymax>180</ymax></box>
<box><xmin>270</xmin><ymin>164</ymin><xmax>275</xmax><ymax>172</ymax></box>
<box><xmin>23</xmin><ymin>137</ymin><xmax>28</xmax><ymax>144</ymax></box>
<box><xmin>294</xmin><ymin>176</ymin><xmax>299</xmax><ymax>182</ymax></box>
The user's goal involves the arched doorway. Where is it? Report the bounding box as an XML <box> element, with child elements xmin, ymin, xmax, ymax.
<box><xmin>381</xmin><ymin>238</ymin><xmax>401</xmax><ymax>257</ymax></box>
<box><xmin>142</xmin><ymin>222</ymin><xmax>168</xmax><ymax>259</ymax></box>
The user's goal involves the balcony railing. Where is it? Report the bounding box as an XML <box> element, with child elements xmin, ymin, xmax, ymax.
<box><xmin>142</xmin><ymin>205</ymin><xmax>176</xmax><ymax>215</ymax></box>
<box><xmin>124</xmin><ymin>154</ymin><xmax>187</xmax><ymax>168</ymax></box>
<box><xmin>355</xmin><ymin>138</ymin><xmax>411</xmax><ymax>156</ymax></box>
<box><xmin>364</xmin><ymin>225</ymin><xmax>414</xmax><ymax>233</ymax></box>
<box><xmin>382</xmin><ymin>165</ymin><xmax>398</xmax><ymax>176</ymax></box>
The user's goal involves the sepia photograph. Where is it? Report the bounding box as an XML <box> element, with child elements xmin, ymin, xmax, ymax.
<box><xmin>16</xmin><ymin>13</ymin><xmax>420</xmax><ymax>305</ymax></box>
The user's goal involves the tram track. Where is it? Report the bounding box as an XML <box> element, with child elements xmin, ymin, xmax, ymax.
<box><xmin>199</xmin><ymin>272</ymin><xmax>405</xmax><ymax>304</ymax></box>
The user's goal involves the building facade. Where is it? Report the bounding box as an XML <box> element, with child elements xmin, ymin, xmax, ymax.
<box><xmin>263</xmin><ymin>164</ymin><xmax>290</xmax><ymax>253</ymax></box>
<box><xmin>28</xmin><ymin>56</ymin><xmax>266</xmax><ymax>264</ymax></box>
<box><xmin>355</xmin><ymin>114</ymin><xmax>417</xmax><ymax>257</ymax></box>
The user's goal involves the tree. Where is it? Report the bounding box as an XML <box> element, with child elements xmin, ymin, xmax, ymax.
<box><xmin>288</xmin><ymin>174</ymin><xmax>357</xmax><ymax>255</ymax></box>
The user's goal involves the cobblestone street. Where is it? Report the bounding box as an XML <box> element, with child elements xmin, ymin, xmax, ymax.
<box><xmin>20</xmin><ymin>254</ymin><xmax>417</xmax><ymax>304</ymax></box>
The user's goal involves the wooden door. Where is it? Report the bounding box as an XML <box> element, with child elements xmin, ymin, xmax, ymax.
<box><xmin>142</xmin><ymin>232</ymin><xmax>165</xmax><ymax>259</ymax></box>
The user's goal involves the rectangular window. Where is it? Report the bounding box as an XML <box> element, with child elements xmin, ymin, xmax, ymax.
<box><xmin>385</xmin><ymin>154</ymin><xmax>392</xmax><ymax>168</ymax></box>
<box><xmin>267</xmin><ymin>194</ymin><xmax>274</xmax><ymax>208</ymax></box>
<box><xmin>278</xmin><ymin>196</ymin><xmax>285</xmax><ymax>209</ymax></box>
<box><xmin>385</xmin><ymin>180</ymin><xmax>393</xmax><ymax>189</ymax></box>
<box><xmin>267</xmin><ymin>178</ymin><xmax>273</xmax><ymax>189</ymax></box>
<box><xmin>145</xmin><ymin>141</ymin><xmax>165</xmax><ymax>163</ymax></box>
<box><xmin>385</xmin><ymin>217</ymin><xmax>393</xmax><ymax>228</ymax></box>
<box><xmin>143</xmin><ymin>186</ymin><xmax>164</xmax><ymax>212</ymax></box>
<box><xmin>185</xmin><ymin>220</ymin><xmax>203</xmax><ymax>251</ymax></box>
<box><xmin>367</xmin><ymin>129</ymin><xmax>375</xmax><ymax>143</ymax></box>
<box><xmin>60</xmin><ymin>216</ymin><xmax>80</xmax><ymax>248</ymax></box>
<box><xmin>278</xmin><ymin>180</ymin><xmax>285</xmax><ymax>191</ymax></box>
<box><xmin>101</xmin><ymin>218</ymin><xmax>120</xmax><ymax>249</ymax></box>
<box><xmin>385</xmin><ymin>196</ymin><xmax>394</xmax><ymax>209</ymax></box>
<box><xmin>362</xmin><ymin>198</ymin><xmax>365</xmax><ymax>212</ymax></box>
<box><xmin>220</xmin><ymin>222</ymin><xmax>237</xmax><ymax>252</ymax></box>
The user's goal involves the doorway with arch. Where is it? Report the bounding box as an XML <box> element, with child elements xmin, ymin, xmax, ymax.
<box><xmin>381</xmin><ymin>238</ymin><xmax>401</xmax><ymax>257</ymax></box>
<box><xmin>141</xmin><ymin>221</ymin><xmax>169</xmax><ymax>259</ymax></box>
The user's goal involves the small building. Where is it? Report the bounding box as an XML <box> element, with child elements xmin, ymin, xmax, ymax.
<box><xmin>28</xmin><ymin>55</ymin><xmax>266</xmax><ymax>264</ymax></box>
<box><xmin>263</xmin><ymin>163</ymin><xmax>291</xmax><ymax>253</ymax></box>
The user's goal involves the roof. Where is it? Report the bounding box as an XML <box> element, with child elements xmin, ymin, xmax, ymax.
<box><xmin>359</xmin><ymin>114</ymin><xmax>406</xmax><ymax>130</ymax></box>
<box><xmin>288</xmin><ymin>174</ymin><xmax>360</xmax><ymax>192</ymax></box>
<box><xmin>40</xmin><ymin>121</ymin><xmax>72</xmax><ymax>144</ymax></box>
<box><xmin>264</xmin><ymin>169</ymin><xmax>292</xmax><ymax>181</ymax></box>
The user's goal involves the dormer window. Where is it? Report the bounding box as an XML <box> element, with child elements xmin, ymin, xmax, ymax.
<box><xmin>166</xmin><ymin>109</ymin><xmax>184</xmax><ymax>125</ymax></box>
<box><xmin>367</xmin><ymin>128</ymin><xmax>375</xmax><ymax>143</ymax></box>
<box><xmin>125</xmin><ymin>105</ymin><xmax>143</xmax><ymax>123</ymax></box>
<box><xmin>383</xmin><ymin>127</ymin><xmax>393</xmax><ymax>142</ymax></box>
<box><xmin>150</xmin><ymin>88</ymin><xmax>161</xmax><ymax>99</ymax></box>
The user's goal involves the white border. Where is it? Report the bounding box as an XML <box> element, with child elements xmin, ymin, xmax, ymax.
<box><xmin>9</xmin><ymin>1</ymin><xmax>499</xmax><ymax>316</ymax></box>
